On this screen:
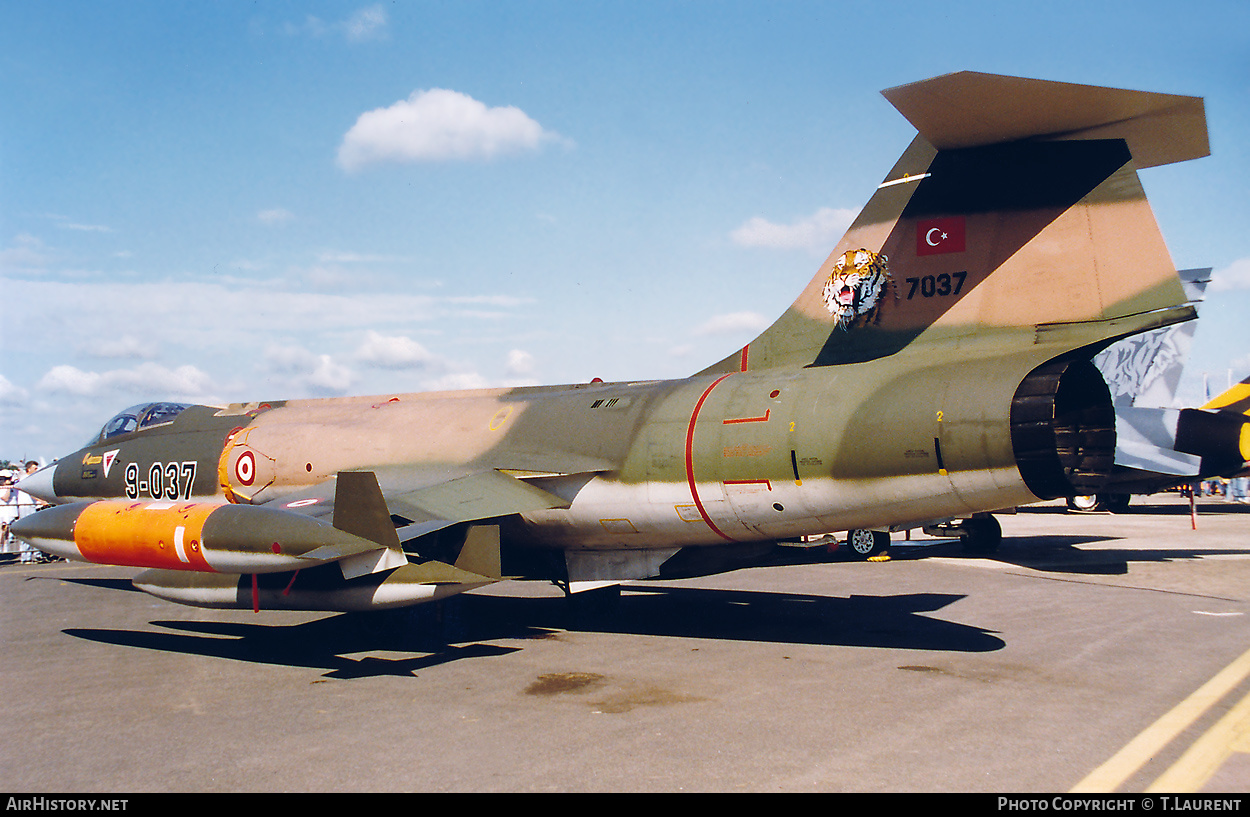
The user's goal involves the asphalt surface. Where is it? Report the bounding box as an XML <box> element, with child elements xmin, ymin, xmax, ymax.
<box><xmin>3</xmin><ymin>494</ymin><xmax>1249</xmax><ymax>793</ymax></box>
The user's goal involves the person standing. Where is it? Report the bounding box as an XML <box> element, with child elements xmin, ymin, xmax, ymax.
<box><xmin>0</xmin><ymin>473</ymin><xmax>18</xmax><ymax>555</ymax></box>
<box><xmin>14</xmin><ymin>462</ymin><xmax>49</xmax><ymax>563</ymax></box>
<box><xmin>1229</xmin><ymin>475</ymin><xmax>1249</xmax><ymax>503</ymax></box>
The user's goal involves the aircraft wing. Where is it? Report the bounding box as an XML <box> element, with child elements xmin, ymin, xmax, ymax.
<box><xmin>1100</xmin><ymin>384</ymin><xmax>1250</xmax><ymax>496</ymax></box>
<box><xmin>262</xmin><ymin>467</ymin><xmax>571</xmax><ymax>540</ymax></box>
<box><xmin>253</xmin><ymin>467</ymin><xmax>572</xmax><ymax>580</ymax></box>
<box><xmin>121</xmin><ymin>467</ymin><xmax>567</xmax><ymax>612</ymax></box>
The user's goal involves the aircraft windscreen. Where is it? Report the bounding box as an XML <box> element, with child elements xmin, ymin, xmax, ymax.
<box><xmin>96</xmin><ymin>402</ymin><xmax>191</xmax><ymax>443</ymax></box>
<box><xmin>138</xmin><ymin>402</ymin><xmax>191</xmax><ymax>430</ymax></box>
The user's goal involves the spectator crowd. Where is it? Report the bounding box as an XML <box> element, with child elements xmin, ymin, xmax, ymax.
<box><xmin>1</xmin><ymin>461</ymin><xmax>54</xmax><ymax>563</ymax></box>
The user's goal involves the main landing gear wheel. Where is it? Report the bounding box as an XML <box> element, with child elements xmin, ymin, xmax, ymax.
<box><xmin>1067</xmin><ymin>495</ymin><xmax>1100</xmax><ymax>512</ymax></box>
<box><xmin>960</xmin><ymin>514</ymin><xmax>1001</xmax><ymax>555</ymax></box>
<box><xmin>1067</xmin><ymin>493</ymin><xmax>1131</xmax><ymax>513</ymax></box>
<box><xmin>845</xmin><ymin>529</ymin><xmax>890</xmax><ymax>560</ymax></box>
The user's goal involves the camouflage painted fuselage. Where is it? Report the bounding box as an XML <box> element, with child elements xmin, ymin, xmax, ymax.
<box><xmin>16</xmin><ymin>71</ymin><xmax>1211</xmax><ymax>604</ymax></box>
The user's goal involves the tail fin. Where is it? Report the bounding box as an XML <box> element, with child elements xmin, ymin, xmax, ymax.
<box><xmin>1202</xmin><ymin>374</ymin><xmax>1250</xmax><ymax>415</ymax></box>
<box><xmin>332</xmin><ymin>470</ymin><xmax>407</xmax><ymax>579</ymax></box>
<box><xmin>701</xmin><ymin>72</ymin><xmax>1207</xmax><ymax>375</ymax></box>
<box><xmin>1197</xmin><ymin>375</ymin><xmax>1250</xmax><ymax>473</ymax></box>
<box><xmin>1094</xmin><ymin>268</ymin><xmax>1211</xmax><ymax>408</ymax></box>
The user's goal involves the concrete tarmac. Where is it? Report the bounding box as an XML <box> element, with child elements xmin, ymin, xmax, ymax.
<box><xmin>2</xmin><ymin>494</ymin><xmax>1249</xmax><ymax>793</ymax></box>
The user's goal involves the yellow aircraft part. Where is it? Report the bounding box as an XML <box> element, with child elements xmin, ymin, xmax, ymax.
<box><xmin>1201</xmin><ymin>378</ymin><xmax>1250</xmax><ymax>414</ymax></box>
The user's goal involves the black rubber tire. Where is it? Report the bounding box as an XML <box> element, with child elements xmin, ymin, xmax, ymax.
<box><xmin>961</xmin><ymin>515</ymin><xmax>1002</xmax><ymax>555</ymax></box>
<box><xmin>846</xmin><ymin>529</ymin><xmax>890</xmax><ymax>559</ymax></box>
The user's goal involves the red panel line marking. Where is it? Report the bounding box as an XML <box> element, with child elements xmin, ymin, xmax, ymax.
<box><xmin>685</xmin><ymin>374</ymin><xmax>737</xmax><ymax>542</ymax></box>
<box><xmin>723</xmin><ymin>409</ymin><xmax>770</xmax><ymax>425</ymax></box>
<box><xmin>739</xmin><ymin>345</ymin><xmax>749</xmax><ymax>372</ymax></box>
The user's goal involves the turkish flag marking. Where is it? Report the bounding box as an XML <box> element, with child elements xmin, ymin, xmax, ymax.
<box><xmin>916</xmin><ymin>217</ymin><xmax>966</xmax><ymax>256</ymax></box>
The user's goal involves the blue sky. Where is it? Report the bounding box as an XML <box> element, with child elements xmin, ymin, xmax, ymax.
<box><xmin>2</xmin><ymin>0</ymin><xmax>1248</xmax><ymax>463</ymax></box>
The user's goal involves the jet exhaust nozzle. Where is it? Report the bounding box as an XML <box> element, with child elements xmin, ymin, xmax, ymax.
<box><xmin>1011</xmin><ymin>358</ymin><xmax>1117</xmax><ymax>500</ymax></box>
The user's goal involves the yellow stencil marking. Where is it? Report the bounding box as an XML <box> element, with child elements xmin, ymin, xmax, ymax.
<box><xmin>489</xmin><ymin>406</ymin><xmax>513</xmax><ymax>431</ymax></box>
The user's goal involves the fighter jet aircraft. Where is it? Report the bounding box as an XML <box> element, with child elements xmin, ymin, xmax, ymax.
<box><xmin>1064</xmin><ymin>271</ymin><xmax>1250</xmax><ymax>511</ymax></box>
<box><xmin>12</xmin><ymin>71</ymin><xmax>1212</xmax><ymax>613</ymax></box>
<box><xmin>1069</xmin><ymin>371</ymin><xmax>1250</xmax><ymax>512</ymax></box>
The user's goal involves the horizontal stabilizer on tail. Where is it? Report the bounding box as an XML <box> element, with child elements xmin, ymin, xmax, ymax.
<box><xmin>881</xmin><ymin>71</ymin><xmax>1208</xmax><ymax>168</ymax></box>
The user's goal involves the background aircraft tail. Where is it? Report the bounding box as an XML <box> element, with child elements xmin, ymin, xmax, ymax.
<box><xmin>1202</xmin><ymin>373</ymin><xmax>1250</xmax><ymax>415</ymax></box>
<box><xmin>1094</xmin><ymin>268</ymin><xmax>1211</xmax><ymax>409</ymax></box>
<box><xmin>701</xmin><ymin>72</ymin><xmax>1207</xmax><ymax>375</ymax></box>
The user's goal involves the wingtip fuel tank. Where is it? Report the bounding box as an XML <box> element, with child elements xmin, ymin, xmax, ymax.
<box><xmin>9</xmin><ymin>497</ymin><xmax>499</xmax><ymax>611</ymax></box>
<box><xmin>9</xmin><ymin>499</ymin><xmax>393</xmax><ymax>574</ymax></box>
<box><xmin>132</xmin><ymin>562</ymin><xmax>495</xmax><ymax>612</ymax></box>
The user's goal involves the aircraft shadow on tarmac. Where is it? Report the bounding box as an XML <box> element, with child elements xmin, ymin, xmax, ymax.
<box><xmin>867</xmin><ymin>533</ymin><xmax>1250</xmax><ymax>576</ymax></box>
<box><xmin>62</xmin><ymin>615</ymin><xmax>521</xmax><ymax>680</ymax></box>
<box><xmin>47</xmin><ymin>507</ymin><xmax>1250</xmax><ymax>681</ymax></box>
<box><xmin>1019</xmin><ymin>500</ymin><xmax>1250</xmax><ymax>517</ymax></box>
<box><xmin>58</xmin><ymin>581</ymin><xmax>1005</xmax><ymax>679</ymax></box>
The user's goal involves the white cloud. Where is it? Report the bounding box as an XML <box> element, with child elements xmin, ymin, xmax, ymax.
<box><xmin>3</xmin><ymin>275</ymin><xmax>537</xmax><ymax>455</ymax></box>
<box><xmin>3</xmin><ymin>278</ymin><xmax>521</xmax><ymax>352</ymax></box>
<box><xmin>0</xmin><ymin>374</ymin><xmax>29</xmax><ymax>406</ymax></box>
<box><xmin>505</xmin><ymin>349</ymin><xmax>537</xmax><ymax>378</ymax></box>
<box><xmin>291</xmin><ymin>263</ymin><xmax>362</xmax><ymax>290</ymax></box>
<box><xmin>61</xmin><ymin>222</ymin><xmax>112</xmax><ymax>233</ymax></box>
<box><xmin>1210</xmin><ymin>257</ymin><xmax>1250</xmax><ymax>291</ymax></box>
<box><xmin>730</xmin><ymin>207</ymin><xmax>856</xmax><ymax>254</ymax></box>
<box><xmin>315</xmin><ymin>250</ymin><xmax>409</xmax><ymax>264</ymax></box>
<box><xmin>37</xmin><ymin>362</ymin><xmax>215</xmax><ymax>399</ymax></box>
<box><xmin>337</xmin><ymin>89</ymin><xmax>567</xmax><ymax>171</ymax></box>
<box><xmin>420</xmin><ymin>371</ymin><xmax>492</xmax><ymax>392</ymax></box>
<box><xmin>343</xmin><ymin>5</ymin><xmax>388</xmax><ymax>42</ymax></box>
<box><xmin>0</xmin><ymin>233</ymin><xmax>51</xmax><ymax>274</ymax></box>
<box><xmin>80</xmin><ymin>334</ymin><xmax>158</xmax><ymax>360</ymax></box>
<box><xmin>693</xmin><ymin>311</ymin><xmax>770</xmax><ymax>336</ymax></box>
<box><xmin>284</xmin><ymin>4</ymin><xmax>389</xmax><ymax>42</ymax></box>
<box><xmin>502</xmin><ymin>349</ymin><xmax>540</xmax><ymax>386</ymax></box>
<box><xmin>35</xmin><ymin>213</ymin><xmax>112</xmax><ymax>234</ymax></box>
<box><xmin>262</xmin><ymin>344</ymin><xmax>356</xmax><ymax>396</ymax></box>
<box><xmin>257</xmin><ymin>208</ymin><xmax>295</xmax><ymax>225</ymax></box>
<box><xmin>354</xmin><ymin>331</ymin><xmax>438</xmax><ymax>370</ymax></box>
<box><xmin>305</xmin><ymin>356</ymin><xmax>356</xmax><ymax>394</ymax></box>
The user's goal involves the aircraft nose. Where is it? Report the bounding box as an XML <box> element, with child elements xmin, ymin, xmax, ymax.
<box><xmin>16</xmin><ymin>463</ymin><xmax>59</xmax><ymax>504</ymax></box>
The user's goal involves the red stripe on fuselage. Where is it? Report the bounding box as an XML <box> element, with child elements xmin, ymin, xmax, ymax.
<box><xmin>684</xmin><ymin>374</ymin><xmax>737</xmax><ymax>542</ymax></box>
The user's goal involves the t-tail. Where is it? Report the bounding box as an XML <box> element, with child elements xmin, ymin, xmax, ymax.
<box><xmin>702</xmin><ymin>71</ymin><xmax>1208</xmax><ymax>376</ymax></box>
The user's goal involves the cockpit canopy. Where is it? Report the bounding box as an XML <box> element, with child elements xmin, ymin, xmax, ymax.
<box><xmin>94</xmin><ymin>402</ymin><xmax>193</xmax><ymax>444</ymax></box>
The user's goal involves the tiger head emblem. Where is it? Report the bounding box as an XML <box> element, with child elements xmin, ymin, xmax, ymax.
<box><xmin>821</xmin><ymin>248</ymin><xmax>891</xmax><ymax>328</ymax></box>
